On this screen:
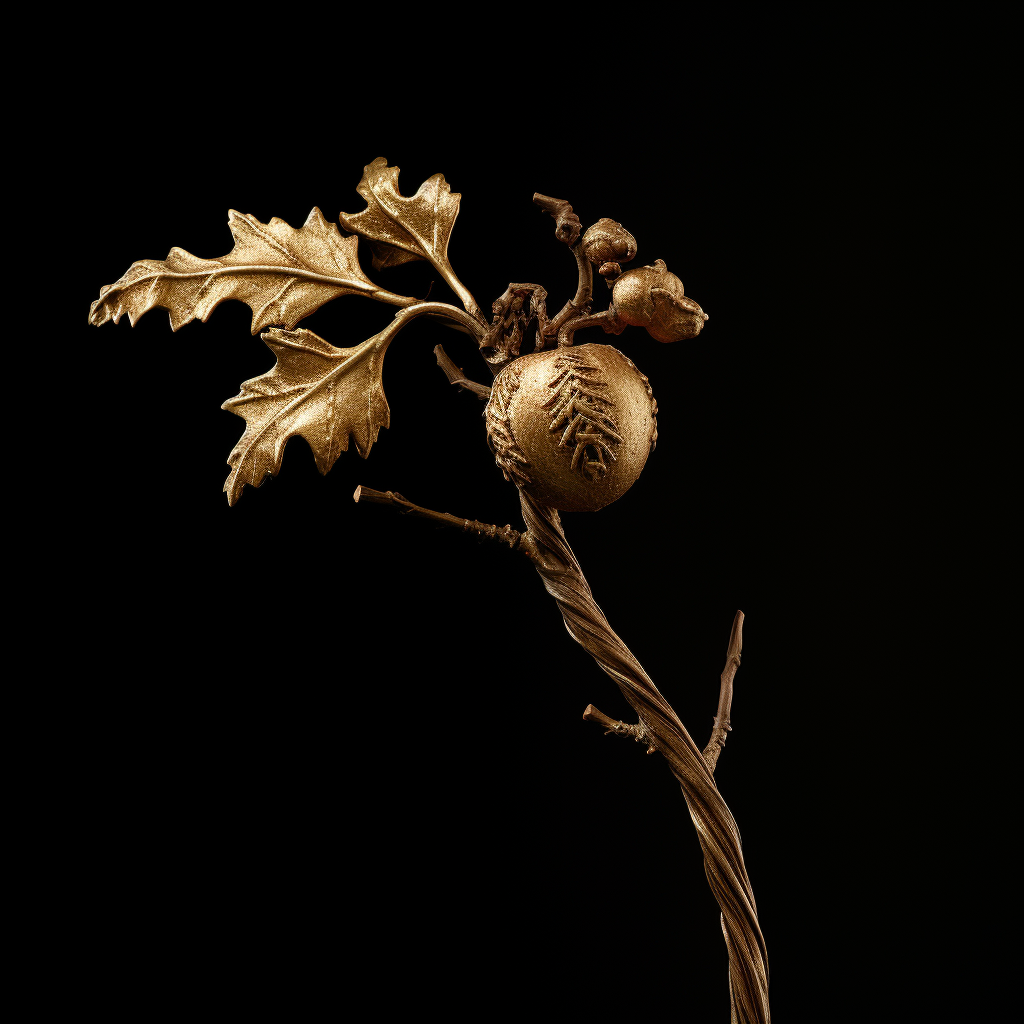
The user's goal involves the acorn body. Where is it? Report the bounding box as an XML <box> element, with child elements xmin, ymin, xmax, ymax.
<box><xmin>611</xmin><ymin>259</ymin><xmax>708</xmax><ymax>342</ymax></box>
<box><xmin>485</xmin><ymin>344</ymin><xmax>658</xmax><ymax>512</ymax></box>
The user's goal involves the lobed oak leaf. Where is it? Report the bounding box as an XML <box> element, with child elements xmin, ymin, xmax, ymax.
<box><xmin>221</xmin><ymin>318</ymin><xmax>406</xmax><ymax>504</ymax></box>
<box><xmin>89</xmin><ymin>207</ymin><xmax>413</xmax><ymax>335</ymax></box>
<box><xmin>339</xmin><ymin>156</ymin><xmax>462</xmax><ymax>275</ymax></box>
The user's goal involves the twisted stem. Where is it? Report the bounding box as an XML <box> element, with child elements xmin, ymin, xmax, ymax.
<box><xmin>516</xmin><ymin>492</ymin><xmax>769</xmax><ymax>1023</ymax></box>
<box><xmin>353</xmin><ymin>481</ymin><xmax>770</xmax><ymax>1022</ymax></box>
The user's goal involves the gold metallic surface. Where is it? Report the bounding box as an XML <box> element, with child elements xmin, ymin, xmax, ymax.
<box><xmin>486</xmin><ymin>344</ymin><xmax>656</xmax><ymax>512</ymax></box>
<box><xmin>612</xmin><ymin>258</ymin><xmax>709</xmax><ymax>342</ymax></box>
<box><xmin>89</xmin><ymin>206</ymin><xmax>416</xmax><ymax>335</ymax></box>
<box><xmin>220</xmin><ymin>301</ymin><xmax>480</xmax><ymax>504</ymax></box>
<box><xmin>88</xmin><ymin>159</ymin><xmax>767</xmax><ymax>1022</ymax></box>
<box><xmin>581</xmin><ymin>217</ymin><xmax>637</xmax><ymax>266</ymax></box>
<box><xmin>221</xmin><ymin>321</ymin><xmax>399</xmax><ymax>506</ymax></box>
<box><xmin>339</xmin><ymin>157</ymin><xmax>482</xmax><ymax>321</ymax></box>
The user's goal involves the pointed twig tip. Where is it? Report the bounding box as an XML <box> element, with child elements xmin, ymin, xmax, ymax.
<box><xmin>728</xmin><ymin>611</ymin><xmax>744</xmax><ymax>657</ymax></box>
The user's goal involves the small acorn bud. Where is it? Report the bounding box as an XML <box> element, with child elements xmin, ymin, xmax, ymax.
<box><xmin>484</xmin><ymin>344</ymin><xmax>657</xmax><ymax>513</ymax></box>
<box><xmin>611</xmin><ymin>259</ymin><xmax>708</xmax><ymax>343</ymax></box>
<box><xmin>598</xmin><ymin>261</ymin><xmax>622</xmax><ymax>282</ymax></box>
<box><xmin>581</xmin><ymin>219</ymin><xmax>637</xmax><ymax>267</ymax></box>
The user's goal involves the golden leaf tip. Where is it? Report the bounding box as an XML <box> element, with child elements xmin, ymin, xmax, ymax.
<box><xmin>352</xmin><ymin>486</ymin><xmax>363</xmax><ymax>503</ymax></box>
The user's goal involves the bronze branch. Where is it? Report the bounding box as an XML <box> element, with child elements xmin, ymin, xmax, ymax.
<box><xmin>353</xmin><ymin>462</ymin><xmax>768</xmax><ymax>1024</ymax></box>
<box><xmin>88</xmin><ymin>157</ymin><xmax>760</xmax><ymax>1022</ymax></box>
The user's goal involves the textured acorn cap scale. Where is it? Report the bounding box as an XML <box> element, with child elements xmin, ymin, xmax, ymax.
<box><xmin>581</xmin><ymin>218</ymin><xmax>638</xmax><ymax>266</ymax></box>
<box><xmin>485</xmin><ymin>344</ymin><xmax>658</xmax><ymax>513</ymax></box>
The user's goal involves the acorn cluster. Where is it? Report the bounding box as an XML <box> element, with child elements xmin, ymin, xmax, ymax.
<box><xmin>484</xmin><ymin>215</ymin><xmax>704</xmax><ymax>512</ymax></box>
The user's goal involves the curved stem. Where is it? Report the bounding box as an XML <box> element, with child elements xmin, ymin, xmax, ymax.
<box><xmin>530</xmin><ymin>193</ymin><xmax>594</xmax><ymax>345</ymax></box>
<box><xmin>370</xmin><ymin>287</ymin><xmax>428</xmax><ymax>309</ymax></box>
<box><xmin>431</xmin><ymin>265</ymin><xmax>485</xmax><ymax>327</ymax></box>
<box><xmin>393</xmin><ymin>301</ymin><xmax>486</xmax><ymax>340</ymax></box>
<box><xmin>546</xmin><ymin>243</ymin><xmax>594</xmax><ymax>339</ymax></box>
<box><xmin>556</xmin><ymin>308</ymin><xmax>625</xmax><ymax>347</ymax></box>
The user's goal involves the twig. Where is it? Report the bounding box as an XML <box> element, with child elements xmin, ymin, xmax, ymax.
<box><xmin>433</xmin><ymin>345</ymin><xmax>492</xmax><ymax>399</ymax></box>
<box><xmin>531</xmin><ymin>194</ymin><xmax>593</xmax><ymax>341</ymax></box>
<box><xmin>532</xmin><ymin>193</ymin><xmax>581</xmax><ymax>246</ymax></box>
<box><xmin>703</xmin><ymin>611</ymin><xmax>744</xmax><ymax>773</ymax></box>
<box><xmin>555</xmin><ymin>308</ymin><xmax>625</xmax><ymax>347</ymax></box>
<box><xmin>582</xmin><ymin>704</ymin><xmax>656</xmax><ymax>753</ymax></box>
<box><xmin>352</xmin><ymin>486</ymin><xmax>520</xmax><ymax>549</ymax></box>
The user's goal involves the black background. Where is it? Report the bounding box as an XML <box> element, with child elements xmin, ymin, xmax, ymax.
<box><xmin>50</xmin><ymin>22</ymin><xmax>1017</xmax><ymax>1023</ymax></box>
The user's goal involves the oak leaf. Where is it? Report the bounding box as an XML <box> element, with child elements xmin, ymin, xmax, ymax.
<box><xmin>339</xmin><ymin>157</ymin><xmax>462</xmax><ymax>275</ymax></box>
<box><xmin>89</xmin><ymin>207</ymin><xmax>409</xmax><ymax>335</ymax></box>
<box><xmin>221</xmin><ymin>319</ymin><xmax>405</xmax><ymax>504</ymax></box>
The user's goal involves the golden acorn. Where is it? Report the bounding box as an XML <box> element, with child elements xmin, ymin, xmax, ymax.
<box><xmin>485</xmin><ymin>344</ymin><xmax>658</xmax><ymax>512</ymax></box>
<box><xmin>611</xmin><ymin>259</ymin><xmax>708</xmax><ymax>343</ymax></box>
<box><xmin>581</xmin><ymin>218</ymin><xmax>637</xmax><ymax>267</ymax></box>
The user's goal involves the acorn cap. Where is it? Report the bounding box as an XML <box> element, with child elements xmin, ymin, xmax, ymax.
<box><xmin>581</xmin><ymin>219</ymin><xmax>637</xmax><ymax>267</ymax></box>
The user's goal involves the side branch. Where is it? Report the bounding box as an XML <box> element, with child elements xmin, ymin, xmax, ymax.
<box><xmin>433</xmin><ymin>345</ymin><xmax>492</xmax><ymax>399</ymax></box>
<box><xmin>556</xmin><ymin>308</ymin><xmax>625</xmax><ymax>347</ymax></box>
<box><xmin>704</xmin><ymin>611</ymin><xmax>744</xmax><ymax>772</ymax></box>
<box><xmin>352</xmin><ymin>486</ymin><xmax>521</xmax><ymax>550</ymax></box>
<box><xmin>532</xmin><ymin>193</ymin><xmax>581</xmax><ymax>245</ymax></box>
<box><xmin>531</xmin><ymin>194</ymin><xmax>593</xmax><ymax>341</ymax></box>
<box><xmin>583</xmin><ymin>704</ymin><xmax>656</xmax><ymax>754</ymax></box>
